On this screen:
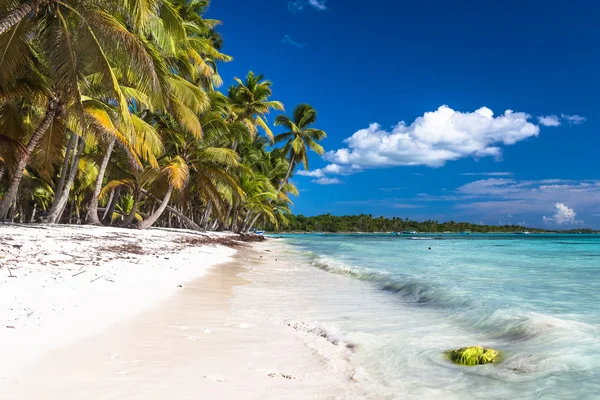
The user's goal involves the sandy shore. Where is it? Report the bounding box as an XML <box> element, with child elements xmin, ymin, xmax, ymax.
<box><xmin>0</xmin><ymin>226</ymin><xmax>359</xmax><ymax>399</ymax></box>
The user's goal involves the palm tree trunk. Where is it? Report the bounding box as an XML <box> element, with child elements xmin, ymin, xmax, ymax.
<box><xmin>277</xmin><ymin>157</ymin><xmax>295</xmax><ymax>193</ymax></box>
<box><xmin>86</xmin><ymin>138</ymin><xmax>115</xmax><ymax>225</ymax></box>
<box><xmin>119</xmin><ymin>191</ymin><xmax>141</xmax><ymax>228</ymax></box>
<box><xmin>8</xmin><ymin>203</ymin><xmax>16</xmax><ymax>222</ymax></box>
<box><xmin>30</xmin><ymin>203</ymin><xmax>37</xmax><ymax>223</ymax></box>
<box><xmin>138</xmin><ymin>186</ymin><xmax>173</xmax><ymax>230</ymax></box>
<box><xmin>18</xmin><ymin>203</ymin><xmax>24</xmax><ymax>223</ymax></box>
<box><xmin>139</xmin><ymin>189</ymin><xmax>202</xmax><ymax>230</ymax></box>
<box><xmin>103</xmin><ymin>186</ymin><xmax>121</xmax><ymax>223</ymax></box>
<box><xmin>44</xmin><ymin>135</ymin><xmax>84</xmax><ymax>224</ymax></box>
<box><xmin>53</xmin><ymin>133</ymin><xmax>76</xmax><ymax>206</ymax></box>
<box><xmin>200</xmin><ymin>201</ymin><xmax>212</xmax><ymax>229</ymax></box>
<box><xmin>0</xmin><ymin>164</ymin><xmax>6</xmax><ymax>182</ymax></box>
<box><xmin>0</xmin><ymin>98</ymin><xmax>58</xmax><ymax>221</ymax></box>
<box><xmin>240</xmin><ymin>211</ymin><xmax>253</xmax><ymax>233</ymax></box>
<box><xmin>101</xmin><ymin>189</ymin><xmax>114</xmax><ymax>221</ymax></box>
<box><xmin>0</xmin><ymin>0</ymin><xmax>44</xmax><ymax>37</ymax></box>
<box><xmin>247</xmin><ymin>213</ymin><xmax>261</xmax><ymax>233</ymax></box>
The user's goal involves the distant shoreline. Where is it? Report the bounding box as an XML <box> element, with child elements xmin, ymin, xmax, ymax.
<box><xmin>268</xmin><ymin>231</ymin><xmax>600</xmax><ymax>234</ymax></box>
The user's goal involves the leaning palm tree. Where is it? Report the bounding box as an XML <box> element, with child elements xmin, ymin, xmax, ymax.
<box><xmin>273</xmin><ymin>103</ymin><xmax>326</xmax><ymax>192</ymax></box>
<box><xmin>0</xmin><ymin>0</ymin><xmax>164</xmax><ymax>221</ymax></box>
<box><xmin>137</xmin><ymin>155</ymin><xmax>189</xmax><ymax>229</ymax></box>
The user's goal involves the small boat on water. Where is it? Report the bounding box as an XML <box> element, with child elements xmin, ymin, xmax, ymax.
<box><xmin>401</xmin><ymin>230</ymin><xmax>417</xmax><ymax>235</ymax></box>
<box><xmin>460</xmin><ymin>230</ymin><xmax>471</xmax><ymax>235</ymax></box>
<box><xmin>515</xmin><ymin>231</ymin><xmax>530</xmax><ymax>235</ymax></box>
<box><xmin>255</xmin><ymin>230</ymin><xmax>265</xmax><ymax>235</ymax></box>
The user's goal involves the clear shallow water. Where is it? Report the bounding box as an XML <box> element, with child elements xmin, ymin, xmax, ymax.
<box><xmin>251</xmin><ymin>234</ymin><xmax>600</xmax><ymax>399</ymax></box>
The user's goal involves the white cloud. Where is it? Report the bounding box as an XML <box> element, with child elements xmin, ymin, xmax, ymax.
<box><xmin>288</xmin><ymin>0</ymin><xmax>326</xmax><ymax>12</ymax></box>
<box><xmin>561</xmin><ymin>114</ymin><xmax>586</xmax><ymax>124</ymax></box>
<box><xmin>393</xmin><ymin>204</ymin><xmax>423</xmax><ymax>209</ymax></box>
<box><xmin>537</xmin><ymin>115</ymin><xmax>561</xmax><ymax>127</ymax></box>
<box><xmin>297</xmin><ymin>163</ymin><xmax>345</xmax><ymax>178</ymax></box>
<box><xmin>460</xmin><ymin>172</ymin><xmax>512</xmax><ymax>176</ymax></box>
<box><xmin>324</xmin><ymin>105</ymin><xmax>540</xmax><ymax>170</ymax></box>
<box><xmin>308</xmin><ymin>0</ymin><xmax>327</xmax><ymax>9</ymax></box>
<box><xmin>543</xmin><ymin>203</ymin><xmax>578</xmax><ymax>224</ymax></box>
<box><xmin>281</xmin><ymin>34</ymin><xmax>305</xmax><ymax>48</ymax></box>
<box><xmin>313</xmin><ymin>177</ymin><xmax>341</xmax><ymax>185</ymax></box>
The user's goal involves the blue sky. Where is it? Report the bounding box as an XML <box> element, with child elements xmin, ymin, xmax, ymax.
<box><xmin>208</xmin><ymin>0</ymin><xmax>599</xmax><ymax>228</ymax></box>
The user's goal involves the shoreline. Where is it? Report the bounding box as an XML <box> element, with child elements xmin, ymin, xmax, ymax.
<box><xmin>0</xmin><ymin>224</ymin><xmax>237</xmax><ymax>382</ymax></box>
<box><xmin>0</xmin><ymin>225</ymin><xmax>360</xmax><ymax>399</ymax></box>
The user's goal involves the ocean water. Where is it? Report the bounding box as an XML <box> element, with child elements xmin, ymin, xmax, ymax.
<box><xmin>241</xmin><ymin>234</ymin><xmax>600</xmax><ymax>399</ymax></box>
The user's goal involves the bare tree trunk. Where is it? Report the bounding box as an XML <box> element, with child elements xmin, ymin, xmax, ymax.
<box><xmin>0</xmin><ymin>0</ymin><xmax>44</xmax><ymax>37</ymax></box>
<box><xmin>53</xmin><ymin>133</ymin><xmax>76</xmax><ymax>206</ymax></box>
<box><xmin>240</xmin><ymin>211</ymin><xmax>253</xmax><ymax>233</ymax></box>
<box><xmin>0</xmin><ymin>98</ymin><xmax>58</xmax><ymax>221</ymax></box>
<box><xmin>103</xmin><ymin>186</ymin><xmax>121</xmax><ymax>224</ymax></box>
<box><xmin>200</xmin><ymin>201</ymin><xmax>212</xmax><ymax>228</ymax></box>
<box><xmin>0</xmin><ymin>164</ymin><xmax>6</xmax><ymax>182</ymax></box>
<box><xmin>247</xmin><ymin>213</ymin><xmax>261</xmax><ymax>233</ymax></box>
<box><xmin>18</xmin><ymin>203</ymin><xmax>24</xmax><ymax>223</ymax></box>
<box><xmin>102</xmin><ymin>190</ymin><xmax>114</xmax><ymax>221</ymax></box>
<box><xmin>86</xmin><ymin>137</ymin><xmax>115</xmax><ymax>225</ymax></box>
<box><xmin>139</xmin><ymin>190</ymin><xmax>202</xmax><ymax>230</ymax></box>
<box><xmin>138</xmin><ymin>186</ymin><xmax>173</xmax><ymax>230</ymax></box>
<box><xmin>30</xmin><ymin>203</ymin><xmax>37</xmax><ymax>223</ymax></box>
<box><xmin>277</xmin><ymin>157</ymin><xmax>295</xmax><ymax>193</ymax></box>
<box><xmin>231</xmin><ymin>207</ymin><xmax>240</xmax><ymax>232</ymax></box>
<box><xmin>8</xmin><ymin>204</ymin><xmax>16</xmax><ymax>222</ymax></box>
<box><xmin>75</xmin><ymin>201</ymin><xmax>81</xmax><ymax>224</ymax></box>
<box><xmin>44</xmin><ymin>136</ymin><xmax>84</xmax><ymax>224</ymax></box>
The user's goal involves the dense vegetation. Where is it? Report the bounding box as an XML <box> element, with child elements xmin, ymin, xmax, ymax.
<box><xmin>0</xmin><ymin>0</ymin><xmax>326</xmax><ymax>232</ymax></box>
<box><xmin>267</xmin><ymin>214</ymin><xmax>596</xmax><ymax>233</ymax></box>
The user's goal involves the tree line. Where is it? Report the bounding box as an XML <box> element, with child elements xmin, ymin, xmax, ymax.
<box><xmin>0</xmin><ymin>0</ymin><xmax>326</xmax><ymax>232</ymax></box>
<box><xmin>266</xmin><ymin>214</ymin><xmax>596</xmax><ymax>233</ymax></box>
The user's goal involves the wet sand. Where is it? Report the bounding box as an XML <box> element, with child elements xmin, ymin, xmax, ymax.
<box><xmin>1</xmin><ymin>247</ymin><xmax>357</xmax><ymax>400</ymax></box>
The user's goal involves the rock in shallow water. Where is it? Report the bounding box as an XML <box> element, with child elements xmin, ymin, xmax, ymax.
<box><xmin>446</xmin><ymin>346</ymin><xmax>500</xmax><ymax>366</ymax></box>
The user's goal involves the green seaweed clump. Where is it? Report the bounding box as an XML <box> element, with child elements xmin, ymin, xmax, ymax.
<box><xmin>446</xmin><ymin>346</ymin><xmax>500</xmax><ymax>366</ymax></box>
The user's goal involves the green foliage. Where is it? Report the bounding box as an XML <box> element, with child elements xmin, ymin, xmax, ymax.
<box><xmin>266</xmin><ymin>214</ymin><xmax>593</xmax><ymax>233</ymax></box>
<box><xmin>446</xmin><ymin>346</ymin><xmax>500</xmax><ymax>366</ymax></box>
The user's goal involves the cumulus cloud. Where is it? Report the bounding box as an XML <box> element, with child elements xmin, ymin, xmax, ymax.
<box><xmin>313</xmin><ymin>177</ymin><xmax>341</xmax><ymax>185</ymax></box>
<box><xmin>324</xmin><ymin>105</ymin><xmax>540</xmax><ymax>171</ymax></box>
<box><xmin>281</xmin><ymin>34</ymin><xmax>305</xmax><ymax>48</ymax></box>
<box><xmin>447</xmin><ymin>178</ymin><xmax>598</xmax><ymax>224</ymax></box>
<box><xmin>297</xmin><ymin>163</ymin><xmax>347</xmax><ymax>178</ymax></box>
<box><xmin>288</xmin><ymin>0</ymin><xmax>326</xmax><ymax>12</ymax></box>
<box><xmin>537</xmin><ymin>115</ymin><xmax>561</xmax><ymax>127</ymax></box>
<box><xmin>543</xmin><ymin>203</ymin><xmax>578</xmax><ymax>224</ymax></box>
<box><xmin>298</xmin><ymin>105</ymin><xmax>584</xmax><ymax>186</ymax></box>
<box><xmin>561</xmin><ymin>114</ymin><xmax>586</xmax><ymax>124</ymax></box>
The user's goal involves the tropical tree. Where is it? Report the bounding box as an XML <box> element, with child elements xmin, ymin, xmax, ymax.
<box><xmin>274</xmin><ymin>103</ymin><xmax>326</xmax><ymax>192</ymax></box>
<box><xmin>228</xmin><ymin>71</ymin><xmax>284</xmax><ymax>141</ymax></box>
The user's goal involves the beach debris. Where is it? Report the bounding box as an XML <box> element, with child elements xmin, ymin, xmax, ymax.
<box><xmin>268</xmin><ymin>372</ymin><xmax>295</xmax><ymax>379</ymax></box>
<box><xmin>7</xmin><ymin>267</ymin><xmax>16</xmax><ymax>278</ymax></box>
<box><xmin>446</xmin><ymin>346</ymin><xmax>500</xmax><ymax>366</ymax></box>
<box><xmin>71</xmin><ymin>270</ymin><xmax>87</xmax><ymax>277</ymax></box>
<box><xmin>90</xmin><ymin>274</ymin><xmax>105</xmax><ymax>283</ymax></box>
<box><xmin>177</xmin><ymin>284</ymin><xmax>183</xmax><ymax>288</ymax></box>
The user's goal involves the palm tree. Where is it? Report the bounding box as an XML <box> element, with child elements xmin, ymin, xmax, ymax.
<box><xmin>0</xmin><ymin>0</ymin><xmax>165</xmax><ymax>221</ymax></box>
<box><xmin>228</xmin><ymin>71</ymin><xmax>283</xmax><ymax>141</ymax></box>
<box><xmin>273</xmin><ymin>104</ymin><xmax>326</xmax><ymax>192</ymax></box>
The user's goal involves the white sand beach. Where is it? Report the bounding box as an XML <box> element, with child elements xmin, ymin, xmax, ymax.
<box><xmin>0</xmin><ymin>225</ymin><xmax>359</xmax><ymax>399</ymax></box>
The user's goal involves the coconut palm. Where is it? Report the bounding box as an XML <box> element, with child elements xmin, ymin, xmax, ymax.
<box><xmin>228</xmin><ymin>71</ymin><xmax>283</xmax><ymax>141</ymax></box>
<box><xmin>273</xmin><ymin>104</ymin><xmax>326</xmax><ymax>192</ymax></box>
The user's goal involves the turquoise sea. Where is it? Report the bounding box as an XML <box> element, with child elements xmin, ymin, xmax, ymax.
<box><xmin>252</xmin><ymin>234</ymin><xmax>600</xmax><ymax>399</ymax></box>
